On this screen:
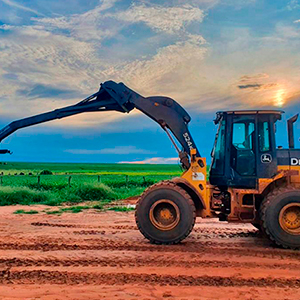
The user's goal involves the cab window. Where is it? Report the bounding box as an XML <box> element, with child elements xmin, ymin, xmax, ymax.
<box><xmin>258</xmin><ymin>121</ymin><xmax>270</xmax><ymax>152</ymax></box>
<box><xmin>211</xmin><ymin>119</ymin><xmax>226</xmax><ymax>175</ymax></box>
<box><xmin>231</xmin><ymin>117</ymin><xmax>256</xmax><ymax>176</ymax></box>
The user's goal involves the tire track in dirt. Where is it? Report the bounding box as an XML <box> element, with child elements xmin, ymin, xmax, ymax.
<box><xmin>31</xmin><ymin>222</ymin><xmax>137</xmax><ymax>230</ymax></box>
<box><xmin>31</xmin><ymin>222</ymin><xmax>262</xmax><ymax>239</ymax></box>
<box><xmin>0</xmin><ymin>257</ymin><xmax>299</xmax><ymax>270</ymax></box>
<box><xmin>72</xmin><ymin>230</ymin><xmax>106</xmax><ymax>235</ymax></box>
<box><xmin>193</xmin><ymin>228</ymin><xmax>259</xmax><ymax>238</ymax></box>
<box><xmin>0</xmin><ymin>235</ymin><xmax>269</xmax><ymax>249</ymax></box>
<box><xmin>1</xmin><ymin>210</ymin><xmax>300</xmax><ymax>299</ymax></box>
<box><xmin>0</xmin><ymin>241</ymin><xmax>299</xmax><ymax>259</ymax></box>
<box><xmin>0</xmin><ymin>270</ymin><xmax>299</xmax><ymax>287</ymax></box>
<box><xmin>72</xmin><ymin>229</ymin><xmax>260</xmax><ymax>239</ymax></box>
<box><xmin>31</xmin><ymin>222</ymin><xmax>258</xmax><ymax>235</ymax></box>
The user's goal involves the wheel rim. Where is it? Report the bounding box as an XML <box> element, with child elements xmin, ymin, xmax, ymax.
<box><xmin>149</xmin><ymin>199</ymin><xmax>180</xmax><ymax>231</ymax></box>
<box><xmin>279</xmin><ymin>203</ymin><xmax>300</xmax><ymax>235</ymax></box>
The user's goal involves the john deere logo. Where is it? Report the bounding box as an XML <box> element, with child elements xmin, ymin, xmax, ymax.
<box><xmin>261</xmin><ymin>154</ymin><xmax>272</xmax><ymax>163</ymax></box>
<box><xmin>291</xmin><ymin>158</ymin><xmax>300</xmax><ymax>166</ymax></box>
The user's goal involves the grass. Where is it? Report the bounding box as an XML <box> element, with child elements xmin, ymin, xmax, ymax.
<box><xmin>45</xmin><ymin>204</ymin><xmax>135</xmax><ymax>215</ymax></box>
<box><xmin>0</xmin><ymin>162</ymin><xmax>186</xmax><ymax>207</ymax></box>
<box><xmin>14</xmin><ymin>209</ymin><xmax>39</xmax><ymax>214</ymax></box>
<box><xmin>45</xmin><ymin>205</ymin><xmax>93</xmax><ymax>214</ymax></box>
<box><xmin>0</xmin><ymin>184</ymin><xmax>121</xmax><ymax>206</ymax></box>
<box><xmin>60</xmin><ymin>205</ymin><xmax>91</xmax><ymax>213</ymax></box>
<box><xmin>45</xmin><ymin>210</ymin><xmax>62</xmax><ymax>215</ymax></box>
<box><xmin>0</xmin><ymin>177</ymin><xmax>169</xmax><ymax>206</ymax></box>
<box><xmin>13</xmin><ymin>204</ymin><xmax>135</xmax><ymax>215</ymax></box>
<box><xmin>0</xmin><ymin>186</ymin><xmax>50</xmax><ymax>206</ymax></box>
<box><xmin>0</xmin><ymin>161</ymin><xmax>182</xmax><ymax>176</ymax></box>
<box><xmin>108</xmin><ymin>206</ymin><xmax>135</xmax><ymax>212</ymax></box>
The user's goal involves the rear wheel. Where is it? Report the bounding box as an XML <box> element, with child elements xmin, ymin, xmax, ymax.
<box><xmin>135</xmin><ymin>181</ymin><xmax>196</xmax><ymax>244</ymax></box>
<box><xmin>260</xmin><ymin>187</ymin><xmax>300</xmax><ymax>249</ymax></box>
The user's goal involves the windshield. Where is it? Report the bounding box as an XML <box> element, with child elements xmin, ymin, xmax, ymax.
<box><xmin>210</xmin><ymin>118</ymin><xmax>226</xmax><ymax>175</ymax></box>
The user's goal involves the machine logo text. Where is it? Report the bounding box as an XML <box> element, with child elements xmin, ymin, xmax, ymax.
<box><xmin>183</xmin><ymin>132</ymin><xmax>194</xmax><ymax>150</ymax></box>
<box><xmin>291</xmin><ymin>158</ymin><xmax>300</xmax><ymax>166</ymax></box>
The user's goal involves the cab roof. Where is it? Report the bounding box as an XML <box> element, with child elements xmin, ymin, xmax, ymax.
<box><xmin>214</xmin><ymin>110</ymin><xmax>284</xmax><ymax>124</ymax></box>
<box><xmin>217</xmin><ymin>110</ymin><xmax>284</xmax><ymax>115</ymax></box>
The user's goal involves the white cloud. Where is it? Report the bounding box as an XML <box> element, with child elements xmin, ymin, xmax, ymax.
<box><xmin>65</xmin><ymin>146</ymin><xmax>156</xmax><ymax>155</ymax></box>
<box><xmin>104</xmin><ymin>34</ymin><xmax>207</xmax><ymax>103</ymax></box>
<box><xmin>0</xmin><ymin>0</ymin><xmax>43</xmax><ymax>15</ymax></box>
<box><xmin>98</xmin><ymin>0</ymin><xmax>120</xmax><ymax>11</ymax></box>
<box><xmin>1</xmin><ymin>0</ymin><xmax>298</xmax><ymax>133</ymax></box>
<box><xmin>119</xmin><ymin>157</ymin><xmax>178</xmax><ymax>164</ymax></box>
<box><xmin>0</xmin><ymin>24</ymin><xmax>111</xmax><ymax>121</ymax></box>
<box><xmin>172</xmin><ymin>0</ymin><xmax>218</xmax><ymax>7</ymax></box>
<box><xmin>32</xmin><ymin>1</ymin><xmax>122</xmax><ymax>43</ymax></box>
<box><xmin>114</xmin><ymin>4</ymin><xmax>204</xmax><ymax>34</ymax></box>
<box><xmin>0</xmin><ymin>1</ymin><xmax>209</xmax><ymax>129</ymax></box>
<box><xmin>275</xmin><ymin>24</ymin><xmax>300</xmax><ymax>39</ymax></box>
<box><xmin>287</xmin><ymin>0</ymin><xmax>300</xmax><ymax>10</ymax></box>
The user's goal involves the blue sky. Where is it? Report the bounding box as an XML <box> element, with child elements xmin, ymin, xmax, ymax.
<box><xmin>0</xmin><ymin>0</ymin><xmax>299</xmax><ymax>164</ymax></box>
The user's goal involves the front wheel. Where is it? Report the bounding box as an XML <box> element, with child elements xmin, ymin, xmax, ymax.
<box><xmin>260</xmin><ymin>187</ymin><xmax>300</xmax><ymax>249</ymax></box>
<box><xmin>135</xmin><ymin>181</ymin><xmax>196</xmax><ymax>244</ymax></box>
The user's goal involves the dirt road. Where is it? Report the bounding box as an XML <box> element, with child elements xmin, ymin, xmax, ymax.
<box><xmin>0</xmin><ymin>205</ymin><xmax>299</xmax><ymax>300</ymax></box>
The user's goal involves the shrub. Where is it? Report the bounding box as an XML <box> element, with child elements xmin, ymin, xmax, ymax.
<box><xmin>93</xmin><ymin>204</ymin><xmax>103</xmax><ymax>210</ymax></box>
<box><xmin>40</xmin><ymin>170</ymin><xmax>53</xmax><ymax>175</ymax></box>
<box><xmin>0</xmin><ymin>186</ymin><xmax>50</xmax><ymax>206</ymax></box>
<box><xmin>27</xmin><ymin>182</ymin><xmax>67</xmax><ymax>191</ymax></box>
<box><xmin>74</xmin><ymin>183</ymin><xmax>116</xmax><ymax>201</ymax></box>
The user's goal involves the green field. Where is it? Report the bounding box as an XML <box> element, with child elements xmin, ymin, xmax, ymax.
<box><xmin>0</xmin><ymin>162</ymin><xmax>183</xmax><ymax>208</ymax></box>
<box><xmin>0</xmin><ymin>162</ymin><xmax>182</xmax><ymax>176</ymax></box>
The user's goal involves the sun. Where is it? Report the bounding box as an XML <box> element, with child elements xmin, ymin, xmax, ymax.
<box><xmin>274</xmin><ymin>89</ymin><xmax>285</xmax><ymax>107</ymax></box>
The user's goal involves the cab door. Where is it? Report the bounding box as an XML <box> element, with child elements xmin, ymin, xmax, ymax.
<box><xmin>256</xmin><ymin>115</ymin><xmax>277</xmax><ymax>178</ymax></box>
<box><xmin>228</xmin><ymin>115</ymin><xmax>257</xmax><ymax>188</ymax></box>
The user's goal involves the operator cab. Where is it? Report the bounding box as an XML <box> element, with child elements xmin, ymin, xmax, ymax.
<box><xmin>209</xmin><ymin>110</ymin><xmax>283</xmax><ymax>189</ymax></box>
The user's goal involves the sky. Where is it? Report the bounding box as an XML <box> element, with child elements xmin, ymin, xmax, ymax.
<box><xmin>0</xmin><ymin>0</ymin><xmax>300</xmax><ymax>164</ymax></box>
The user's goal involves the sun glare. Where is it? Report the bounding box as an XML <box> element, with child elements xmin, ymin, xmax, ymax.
<box><xmin>274</xmin><ymin>89</ymin><xmax>285</xmax><ymax>107</ymax></box>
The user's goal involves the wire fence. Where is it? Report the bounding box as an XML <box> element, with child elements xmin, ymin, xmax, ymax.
<box><xmin>0</xmin><ymin>173</ymin><xmax>178</xmax><ymax>188</ymax></box>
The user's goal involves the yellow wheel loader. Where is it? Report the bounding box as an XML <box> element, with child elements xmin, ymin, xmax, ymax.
<box><xmin>0</xmin><ymin>81</ymin><xmax>299</xmax><ymax>249</ymax></box>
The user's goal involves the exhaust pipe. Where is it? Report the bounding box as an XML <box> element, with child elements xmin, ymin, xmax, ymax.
<box><xmin>287</xmin><ymin>114</ymin><xmax>299</xmax><ymax>149</ymax></box>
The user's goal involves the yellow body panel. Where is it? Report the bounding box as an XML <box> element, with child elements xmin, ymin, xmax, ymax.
<box><xmin>278</xmin><ymin>165</ymin><xmax>300</xmax><ymax>185</ymax></box>
<box><xmin>180</xmin><ymin>153</ymin><xmax>212</xmax><ymax>218</ymax></box>
<box><xmin>179</xmin><ymin>152</ymin><xmax>300</xmax><ymax>222</ymax></box>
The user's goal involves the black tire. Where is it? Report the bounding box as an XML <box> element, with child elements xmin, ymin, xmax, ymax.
<box><xmin>260</xmin><ymin>187</ymin><xmax>300</xmax><ymax>249</ymax></box>
<box><xmin>135</xmin><ymin>181</ymin><xmax>196</xmax><ymax>244</ymax></box>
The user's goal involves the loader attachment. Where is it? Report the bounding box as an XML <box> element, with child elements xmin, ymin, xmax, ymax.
<box><xmin>0</xmin><ymin>81</ymin><xmax>199</xmax><ymax>169</ymax></box>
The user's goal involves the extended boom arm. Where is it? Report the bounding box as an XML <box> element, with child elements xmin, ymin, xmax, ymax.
<box><xmin>0</xmin><ymin>81</ymin><xmax>199</xmax><ymax>169</ymax></box>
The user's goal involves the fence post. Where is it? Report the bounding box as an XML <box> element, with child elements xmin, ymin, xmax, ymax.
<box><xmin>143</xmin><ymin>176</ymin><xmax>146</xmax><ymax>184</ymax></box>
<box><xmin>125</xmin><ymin>175</ymin><xmax>128</xmax><ymax>187</ymax></box>
<box><xmin>68</xmin><ymin>176</ymin><xmax>72</xmax><ymax>187</ymax></box>
<box><xmin>0</xmin><ymin>176</ymin><xmax>2</xmax><ymax>186</ymax></box>
<box><xmin>98</xmin><ymin>175</ymin><xmax>101</xmax><ymax>183</ymax></box>
<box><xmin>37</xmin><ymin>176</ymin><xmax>40</xmax><ymax>187</ymax></box>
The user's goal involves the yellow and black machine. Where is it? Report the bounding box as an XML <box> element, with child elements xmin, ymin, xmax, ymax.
<box><xmin>0</xmin><ymin>81</ymin><xmax>299</xmax><ymax>249</ymax></box>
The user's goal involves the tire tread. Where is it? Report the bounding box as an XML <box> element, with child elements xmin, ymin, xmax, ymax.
<box><xmin>260</xmin><ymin>186</ymin><xmax>299</xmax><ymax>249</ymax></box>
<box><xmin>135</xmin><ymin>180</ymin><xmax>196</xmax><ymax>245</ymax></box>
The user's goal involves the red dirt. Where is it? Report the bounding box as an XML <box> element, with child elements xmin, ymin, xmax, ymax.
<box><xmin>0</xmin><ymin>205</ymin><xmax>299</xmax><ymax>299</ymax></box>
